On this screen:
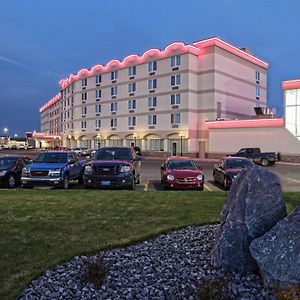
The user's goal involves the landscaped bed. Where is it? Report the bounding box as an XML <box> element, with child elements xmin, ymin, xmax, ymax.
<box><xmin>0</xmin><ymin>190</ymin><xmax>299</xmax><ymax>300</ymax></box>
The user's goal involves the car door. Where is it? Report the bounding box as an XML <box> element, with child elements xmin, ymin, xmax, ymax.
<box><xmin>68</xmin><ymin>153</ymin><xmax>80</xmax><ymax>179</ymax></box>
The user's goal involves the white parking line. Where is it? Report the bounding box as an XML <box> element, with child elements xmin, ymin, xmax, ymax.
<box><xmin>144</xmin><ymin>180</ymin><xmax>149</xmax><ymax>191</ymax></box>
<box><xmin>287</xmin><ymin>178</ymin><xmax>300</xmax><ymax>183</ymax></box>
<box><xmin>204</xmin><ymin>184</ymin><xmax>213</xmax><ymax>191</ymax></box>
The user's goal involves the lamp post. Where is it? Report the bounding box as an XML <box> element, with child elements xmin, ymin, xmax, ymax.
<box><xmin>3</xmin><ymin>127</ymin><xmax>8</xmax><ymax>138</ymax></box>
<box><xmin>179</xmin><ymin>131</ymin><xmax>184</xmax><ymax>156</ymax></box>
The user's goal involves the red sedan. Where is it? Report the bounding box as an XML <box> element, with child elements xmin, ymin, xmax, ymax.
<box><xmin>160</xmin><ymin>157</ymin><xmax>204</xmax><ymax>190</ymax></box>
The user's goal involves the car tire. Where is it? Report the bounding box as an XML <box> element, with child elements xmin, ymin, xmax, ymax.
<box><xmin>261</xmin><ymin>158</ymin><xmax>269</xmax><ymax>166</ymax></box>
<box><xmin>63</xmin><ymin>174</ymin><xmax>69</xmax><ymax>189</ymax></box>
<box><xmin>129</xmin><ymin>178</ymin><xmax>135</xmax><ymax>190</ymax></box>
<box><xmin>78</xmin><ymin>175</ymin><xmax>84</xmax><ymax>185</ymax></box>
<box><xmin>7</xmin><ymin>175</ymin><xmax>16</xmax><ymax>188</ymax></box>
<box><xmin>198</xmin><ymin>186</ymin><xmax>204</xmax><ymax>191</ymax></box>
<box><xmin>213</xmin><ymin>173</ymin><xmax>218</xmax><ymax>184</ymax></box>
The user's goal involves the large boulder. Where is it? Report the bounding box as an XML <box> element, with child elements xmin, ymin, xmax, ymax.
<box><xmin>211</xmin><ymin>166</ymin><xmax>287</xmax><ymax>272</ymax></box>
<box><xmin>250</xmin><ymin>205</ymin><xmax>300</xmax><ymax>289</ymax></box>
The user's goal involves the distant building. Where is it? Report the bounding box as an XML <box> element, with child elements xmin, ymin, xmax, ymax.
<box><xmin>40</xmin><ymin>37</ymin><xmax>268</xmax><ymax>156</ymax></box>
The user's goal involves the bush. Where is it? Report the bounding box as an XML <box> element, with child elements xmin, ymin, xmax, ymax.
<box><xmin>82</xmin><ymin>254</ymin><xmax>109</xmax><ymax>287</ymax></box>
<box><xmin>277</xmin><ymin>285</ymin><xmax>300</xmax><ymax>300</ymax></box>
<box><xmin>195</xmin><ymin>279</ymin><xmax>230</xmax><ymax>300</ymax></box>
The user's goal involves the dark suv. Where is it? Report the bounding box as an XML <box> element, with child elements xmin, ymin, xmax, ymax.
<box><xmin>83</xmin><ymin>147</ymin><xmax>141</xmax><ymax>189</ymax></box>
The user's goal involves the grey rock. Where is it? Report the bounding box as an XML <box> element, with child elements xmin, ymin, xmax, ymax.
<box><xmin>212</xmin><ymin>166</ymin><xmax>287</xmax><ymax>272</ymax></box>
<box><xmin>250</xmin><ymin>205</ymin><xmax>300</xmax><ymax>288</ymax></box>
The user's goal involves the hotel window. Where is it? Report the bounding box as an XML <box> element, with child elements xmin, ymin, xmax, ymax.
<box><xmin>111</xmin><ymin>86</ymin><xmax>118</xmax><ymax>96</ymax></box>
<box><xmin>81</xmin><ymin>106</ymin><xmax>87</xmax><ymax>115</ymax></box>
<box><xmin>255</xmin><ymin>71</ymin><xmax>260</xmax><ymax>83</ymax></box>
<box><xmin>71</xmin><ymin>97</ymin><xmax>74</xmax><ymax>106</ymax></box>
<box><xmin>95</xmin><ymin>119</ymin><xmax>101</xmax><ymax>128</ymax></box>
<box><xmin>148</xmin><ymin>61</ymin><xmax>157</xmax><ymax>72</ymax></box>
<box><xmin>111</xmin><ymin>118</ymin><xmax>117</xmax><ymax>127</ymax></box>
<box><xmin>128</xmin><ymin>82</ymin><xmax>136</xmax><ymax>93</ymax></box>
<box><xmin>82</xmin><ymin>92</ymin><xmax>87</xmax><ymax>102</ymax></box>
<box><xmin>128</xmin><ymin>99</ymin><xmax>136</xmax><ymax>110</ymax></box>
<box><xmin>67</xmin><ymin>86</ymin><xmax>70</xmax><ymax>94</ymax></box>
<box><xmin>95</xmin><ymin>89</ymin><xmax>101</xmax><ymax>99</ymax></box>
<box><xmin>171</xmin><ymin>74</ymin><xmax>181</xmax><ymax>86</ymax></box>
<box><xmin>82</xmin><ymin>78</ymin><xmax>87</xmax><ymax>87</ymax></box>
<box><xmin>171</xmin><ymin>113</ymin><xmax>181</xmax><ymax>124</ymax></box>
<box><xmin>171</xmin><ymin>55</ymin><xmax>181</xmax><ymax>67</ymax></box>
<box><xmin>148</xmin><ymin>79</ymin><xmax>157</xmax><ymax>90</ymax></box>
<box><xmin>67</xmin><ymin>98</ymin><xmax>70</xmax><ymax>106</ymax></box>
<box><xmin>256</xmin><ymin>86</ymin><xmax>260</xmax><ymax>99</ymax></box>
<box><xmin>128</xmin><ymin>66</ymin><xmax>136</xmax><ymax>76</ymax></box>
<box><xmin>81</xmin><ymin>121</ymin><xmax>87</xmax><ymax>129</ymax></box>
<box><xmin>71</xmin><ymin>83</ymin><xmax>75</xmax><ymax>91</ymax></box>
<box><xmin>95</xmin><ymin>75</ymin><xmax>102</xmax><ymax>84</ymax></box>
<box><xmin>148</xmin><ymin>115</ymin><xmax>157</xmax><ymax>125</ymax></box>
<box><xmin>148</xmin><ymin>97</ymin><xmax>157</xmax><ymax>108</ymax></box>
<box><xmin>111</xmin><ymin>102</ymin><xmax>118</xmax><ymax>112</ymax></box>
<box><xmin>95</xmin><ymin>104</ymin><xmax>101</xmax><ymax>113</ymax></box>
<box><xmin>171</xmin><ymin>94</ymin><xmax>181</xmax><ymax>105</ymax></box>
<box><xmin>111</xmin><ymin>70</ymin><xmax>118</xmax><ymax>81</ymax></box>
<box><xmin>128</xmin><ymin>116</ymin><xmax>136</xmax><ymax>126</ymax></box>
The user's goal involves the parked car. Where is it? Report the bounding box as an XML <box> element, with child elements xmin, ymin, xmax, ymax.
<box><xmin>73</xmin><ymin>147</ymin><xmax>92</xmax><ymax>157</ymax></box>
<box><xmin>83</xmin><ymin>147</ymin><xmax>141</xmax><ymax>189</ymax></box>
<box><xmin>21</xmin><ymin>151</ymin><xmax>85</xmax><ymax>189</ymax></box>
<box><xmin>227</xmin><ymin>148</ymin><xmax>277</xmax><ymax>166</ymax></box>
<box><xmin>0</xmin><ymin>156</ymin><xmax>33</xmax><ymax>188</ymax></box>
<box><xmin>213</xmin><ymin>157</ymin><xmax>254</xmax><ymax>190</ymax></box>
<box><xmin>160</xmin><ymin>157</ymin><xmax>204</xmax><ymax>190</ymax></box>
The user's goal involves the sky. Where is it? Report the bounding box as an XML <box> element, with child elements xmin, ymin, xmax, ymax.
<box><xmin>0</xmin><ymin>0</ymin><xmax>299</xmax><ymax>137</ymax></box>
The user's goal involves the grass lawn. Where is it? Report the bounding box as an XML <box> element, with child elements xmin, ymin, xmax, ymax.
<box><xmin>0</xmin><ymin>190</ymin><xmax>299</xmax><ymax>300</ymax></box>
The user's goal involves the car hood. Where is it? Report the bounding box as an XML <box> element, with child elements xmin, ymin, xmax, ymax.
<box><xmin>167</xmin><ymin>169</ymin><xmax>202</xmax><ymax>177</ymax></box>
<box><xmin>26</xmin><ymin>163</ymin><xmax>67</xmax><ymax>170</ymax></box>
<box><xmin>87</xmin><ymin>160</ymin><xmax>131</xmax><ymax>166</ymax></box>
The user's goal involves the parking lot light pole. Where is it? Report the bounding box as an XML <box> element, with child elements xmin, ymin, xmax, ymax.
<box><xmin>179</xmin><ymin>131</ymin><xmax>184</xmax><ymax>156</ymax></box>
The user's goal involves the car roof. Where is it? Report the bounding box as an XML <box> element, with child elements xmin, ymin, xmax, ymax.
<box><xmin>224</xmin><ymin>156</ymin><xmax>251</xmax><ymax>160</ymax></box>
<box><xmin>167</xmin><ymin>156</ymin><xmax>194</xmax><ymax>161</ymax></box>
<box><xmin>97</xmin><ymin>147</ymin><xmax>132</xmax><ymax>150</ymax></box>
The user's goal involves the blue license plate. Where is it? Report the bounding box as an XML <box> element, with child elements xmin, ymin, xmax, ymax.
<box><xmin>101</xmin><ymin>180</ymin><xmax>111</xmax><ymax>186</ymax></box>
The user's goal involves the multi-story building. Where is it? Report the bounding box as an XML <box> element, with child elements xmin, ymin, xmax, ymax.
<box><xmin>40</xmin><ymin>37</ymin><xmax>268</xmax><ymax>156</ymax></box>
<box><xmin>282</xmin><ymin>79</ymin><xmax>300</xmax><ymax>140</ymax></box>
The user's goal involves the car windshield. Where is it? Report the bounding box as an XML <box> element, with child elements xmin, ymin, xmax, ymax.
<box><xmin>35</xmin><ymin>153</ymin><xmax>67</xmax><ymax>163</ymax></box>
<box><xmin>167</xmin><ymin>160</ymin><xmax>198</xmax><ymax>170</ymax></box>
<box><xmin>226</xmin><ymin>159</ymin><xmax>253</xmax><ymax>169</ymax></box>
<box><xmin>0</xmin><ymin>157</ymin><xmax>16</xmax><ymax>168</ymax></box>
<box><xmin>95</xmin><ymin>148</ymin><xmax>133</xmax><ymax>160</ymax></box>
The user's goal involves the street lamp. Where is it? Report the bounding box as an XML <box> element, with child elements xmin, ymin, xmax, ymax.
<box><xmin>179</xmin><ymin>131</ymin><xmax>184</xmax><ymax>156</ymax></box>
<box><xmin>133</xmin><ymin>132</ymin><xmax>137</xmax><ymax>146</ymax></box>
<box><xmin>14</xmin><ymin>134</ymin><xmax>18</xmax><ymax>138</ymax></box>
<box><xmin>3</xmin><ymin>127</ymin><xmax>8</xmax><ymax>137</ymax></box>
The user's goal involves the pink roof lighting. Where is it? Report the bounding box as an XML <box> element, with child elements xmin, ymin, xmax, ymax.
<box><xmin>206</xmin><ymin>118</ymin><xmax>284</xmax><ymax>129</ymax></box>
<box><xmin>282</xmin><ymin>79</ymin><xmax>300</xmax><ymax>90</ymax></box>
<box><xmin>39</xmin><ymin>93</ymin><xmax>61</xmax><ymax>113</ymax></box>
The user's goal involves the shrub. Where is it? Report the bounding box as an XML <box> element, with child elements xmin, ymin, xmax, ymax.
<box><xmin>195</xmin><ymin>279</ymin><xmax>230</xmax><ymax>300</ymax></box>
<box><xmin>82</xmin><ymin>254</ymin><xmax>109</xmax><ymax>287</ymax></box>
<box><xmin>277</xmin><ymin>285</ymin><xmax>300</xmax><ymax>300</ymax></box>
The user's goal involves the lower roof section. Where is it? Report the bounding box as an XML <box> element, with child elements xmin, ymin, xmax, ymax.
<box><xmin>282</xmin><ymin>79</ymin><xmax>300</xmax><ymax>91</ymax></box>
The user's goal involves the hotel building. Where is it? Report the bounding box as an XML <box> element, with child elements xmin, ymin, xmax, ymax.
<box><xmin>40</xmin><ymin>37</ymin><xmax>268</xmax><ymax>156</ymax></box>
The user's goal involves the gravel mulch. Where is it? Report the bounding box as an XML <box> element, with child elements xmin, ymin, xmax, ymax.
<box><xmin>18</xmin><ymin>224</ymin><xmax>277</xmax><ymax>300</ymax></box>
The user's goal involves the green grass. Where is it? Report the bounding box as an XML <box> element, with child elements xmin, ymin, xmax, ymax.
<box><xmin>0</xmin><ymin>190</ymin><xmax>299</xmax><ymax>300</ymax></box>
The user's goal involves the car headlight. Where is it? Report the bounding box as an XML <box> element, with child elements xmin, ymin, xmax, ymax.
<box><xmin>84</xmin><ymin>166</ymin><xmax>93</xmax><ymax>174</ymax></box>
<box><xmin>22</xmin><ymin>167</ymin><xmax>30</xmax><ymax>176</ymax></box>
<box><xmin>196</xmin><ymin>174</ymin><xmax>204</xmax><ymax>181</ymax></box>
<box><xmin>167</xmin><ymin>174</ymin><xmax>175</xmax><ymax>181</ymax></box>
<box><xmin>0</xmin><ymin>170</ymin><xmax>7</xmax><ymax>176</ymax></box>
<box><xmin>120</xmin><ymin>165</ymin><xmax>131</xmax><ymax>173</ymax></box>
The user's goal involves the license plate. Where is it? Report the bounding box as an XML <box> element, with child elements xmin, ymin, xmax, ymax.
<box><xmin>101</xmin><ymin>180</ymin><xmax>111</xmax><ymax>186</ymax></box>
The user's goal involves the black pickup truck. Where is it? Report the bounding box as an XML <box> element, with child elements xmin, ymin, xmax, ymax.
<box><xmin>227</xmin><ymin>148</ymin><xmax>277</xmax><ymax>166</ymax></box>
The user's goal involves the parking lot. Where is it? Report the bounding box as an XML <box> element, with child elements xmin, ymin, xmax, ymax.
<box><xmin>1</xmin><ymin>150</ymin><xmax>300</xmax><ymax>192</ymax></box>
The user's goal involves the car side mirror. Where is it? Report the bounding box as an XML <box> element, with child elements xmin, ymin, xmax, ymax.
<box><xmin>160</xmin><ymin>165</ymin><xmax>165</xmax><ymax>170</ymax></box>
<box><xmin>197</xmin><ymin>165</ymin><xmax>202</xmax><ymax>170</ymax></box>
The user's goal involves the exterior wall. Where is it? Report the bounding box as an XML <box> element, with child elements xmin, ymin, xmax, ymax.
<box><xmin>208</xmin><ymin>126</ymin><xmax>300</xmax><ymax>156</ymax></box>
<box><xmin>40</xmin><ymin>38</ymin><xmax>269</xmax><ymax>155</ymax></box>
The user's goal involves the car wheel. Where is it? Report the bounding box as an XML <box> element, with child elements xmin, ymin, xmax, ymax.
<box><xmin>78</xmin><ymin>175</ymin><xmax>84</xmax><ymax>185</ymax></box>
<box><xmin>7</xmin><ymin>175</ymin><xmax>16</xmax><ymax>188</ymax></box>
<box><xmin>261</xmin><ymin>158</ymin><xmax>269</xmax><ymax>166</ymax></box>
<box><xmin>129</xmin><ymin>178</ymin><xmax>135</xmax><ymax>190</ymax></box>
<box><xmin>63</xmin><ymin>175</ymin><xmax>69</xmax><ymax>189</ymax></box>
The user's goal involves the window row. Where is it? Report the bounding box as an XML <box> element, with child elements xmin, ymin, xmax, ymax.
<box><xmin>79</xmin><ymin>113</ymin><xmax>181</xmax><ymax>129</ymax></box>
<box><xmin>66</xmin><ymin>94</ymin><xmax>181</xmax><ymax>116</ymax></box>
